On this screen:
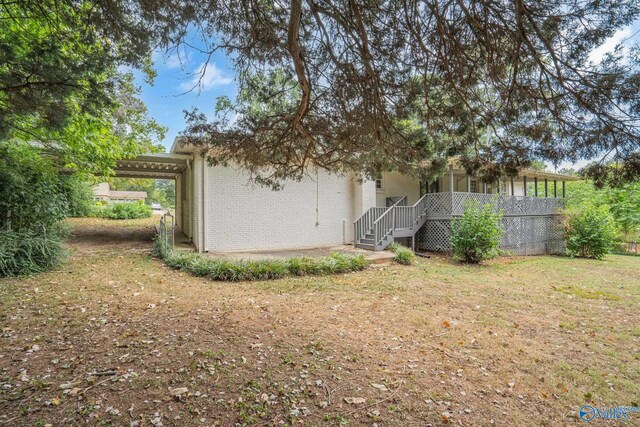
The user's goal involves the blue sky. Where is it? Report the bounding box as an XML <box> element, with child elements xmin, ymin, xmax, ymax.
<box><xmin>136</xmin><ymin>21</ymin><xmax>639</xmax><ymax>170</ymax></box>
<box><xmin>134</xmin><ymin>40</ymin><xmax>237</xmax><ymax>151</ymax></box>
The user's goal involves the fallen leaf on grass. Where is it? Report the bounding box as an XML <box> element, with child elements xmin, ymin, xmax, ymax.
<box><xmin>371</xmin><ymin>383</ymin><xmax>388</xmax><ymax>392</ymax></box>
<box><xmin>170</xmin><ymin>387</ymin><xmax>189</xmax><ymax>400</ymax></box>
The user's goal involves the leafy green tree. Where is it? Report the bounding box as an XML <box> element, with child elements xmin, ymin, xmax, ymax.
<box><xmin>60</xmin><ymin>175</ymin><xmax>96</xmax><ymax>217</ymax></box>
<box><xmin>566</xmin><ymin>180</ymin><xmax>640</xmax><ymax>241</ymax></box>
<box><xmin>109</xmin><ymin>178</ymin><xmax>175</xmax><ymax>208</ymax></box>
<box><xmin>606</xmin><ymin>184</ymin><xmax>640</xmax><ymax>241</ymax></box>
<box><xmin>0</xmin><ymin>143</ymin><xmax>67</xmax><ymax>231</ymax></box>
<box><xmin>178</xmin><ymin>0</ymin><xmax>640</xmax><ymax>187</ymax></box>
<box><xmin>0</xmin><ymin>1</ymin><xmax>168</xmax><ymax>173</ymax></box>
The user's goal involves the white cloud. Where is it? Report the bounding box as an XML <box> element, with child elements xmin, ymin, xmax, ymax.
<box><xmin>179</xmin><ymin>62</ymin><xmax>233</xmax><ymax>92</ymax></box>
<box><xmin>589</xmin><ymin>27</ymin><xmax>633</xmax><ymax>64</ymax></box>
<box><xmin>151</xmin><ymin>48</ymin><xmax>193</xmax><ymax>70</ymax></box>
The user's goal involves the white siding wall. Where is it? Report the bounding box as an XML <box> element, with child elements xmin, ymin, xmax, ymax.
<box><xmin>203</xmin><ymin>165</ymin><xmax>355</xmax><ymax>252</ymax></box>
<box><xmin>513</xmin><ymin>180</ymin><xmax>525</xmax><ymax>196</ymax></box>
<box><xmin>353</xmin><ymin>179</ymin><xmax>377</xmax><ymax>219</ymax></box>
<box><xmin>376</xmin><ymin>172</ymin><xmax>421</xmax><ymax>206</ymax></box>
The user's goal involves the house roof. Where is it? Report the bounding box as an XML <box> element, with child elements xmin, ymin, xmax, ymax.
<box><xmin>171</xmin><ymin>137</ymin><xmax>581</xmax><ymax>181</ymax></box>
<box><xmin>106</xmin><ymin>191</ymin><xmax>147</xmax><ymax>199</ymax></box>
<box><xmin>170</xmin><ymin>137</ymin><xmax>196</xmax><ymax>155</ymax></box>
<box><xmin>92</xmin><ymin>183</ymin><xmax>148</xmax><ymax>199</ymax></box>
<box><xmin>447</xmin><ymin>159</ymin><xmax>581</xmax><ymax>181</ymax></box>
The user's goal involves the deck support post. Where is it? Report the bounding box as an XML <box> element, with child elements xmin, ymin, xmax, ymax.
<box><xmin>562</xmin><ymin>181</ymin><xmax>566</xmax><ymax>198</ymax></box>
<box><xmin>534</xmin><ymin>177</ymin><xmax>538</xmax><ymax>197</ymax></box>
<box><xmin>466</xmin><ymin>175</ymin><xmax>471</xmax><ymax>193</ymax></box>
<box><xmin>554</xmin><ymin>180</ymin><xmax>557</xmax><ymax>198</ymax></box>
<box><xmin>449</xmin><ymin>165</ymin><xmax>455</xmax><ymax>193</ymax></box>
<box><xmin>523</xmin><ymin>176</ymin><xmax>528</xmax><ymax>196</ymax></box>
<box><xmin>545</xmin><ymin>179</ymin><xmax>548</xmax><ymax>197</ymax></box>
<box><xmin>482</xmin><ymin>181</ymin><xmax>487</xmax><ymax>194</ymax></box>
<box><xmin>510</xmin><ymin>177</ymin><xmax>515</xmax><ymax>196</ymax></box>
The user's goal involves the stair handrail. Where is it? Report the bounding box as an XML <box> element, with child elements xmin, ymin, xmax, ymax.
<box><xmin>353</xmin><ymin>196</ymin><xmax>407</xmax><ymax>243</ymax></box>
<box><xmin>372</xmin><ymin>194</ymin><xmax>430</xmax><ymax>247</ymax></box>
<box><xmin>372</xmin><ymin>195</ymin><xmax>407</xmax><ymax>245</ymax></box>
<box><xmin>413</xmin><ymin>193</ymin><xmax>429</xmax><ymax>224</ymax></box>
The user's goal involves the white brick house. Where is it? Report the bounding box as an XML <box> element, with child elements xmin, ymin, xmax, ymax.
<box><xmin>163</xmin><ymin>138</ymin><xmax>577</xmax><ymax>255</ymax></box>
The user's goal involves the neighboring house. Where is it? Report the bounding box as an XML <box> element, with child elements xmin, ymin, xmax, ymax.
<box><xmin>92</xmin><ymin>182</ymin><xmax>147</xmax><ymax>204</ymax></box>
<box><xmin>158</xmin><ymin>138</ymin><xmax>578</xmax><ymax>255</ymax></box>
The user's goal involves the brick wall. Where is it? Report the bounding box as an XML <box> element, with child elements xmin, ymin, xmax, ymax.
<box><xmin>202</xmin><ymin>165</ymin><xmax>357</xmax><ymax>252</ymax></box>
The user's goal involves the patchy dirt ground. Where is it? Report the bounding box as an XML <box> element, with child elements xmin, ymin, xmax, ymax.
<box><xmin>1</xmin><ymin>218</ymin><xmax>640</xmax><ymax>426</ymax></box>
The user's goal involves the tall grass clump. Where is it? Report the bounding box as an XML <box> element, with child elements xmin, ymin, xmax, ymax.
<box><xmin>0</xmin><ymin>142</ymin><xmax>69</xmax><ymax>276</ymax></box>
<box><xmin>450</xmin><ymin>201</ymin><xmax>504</xmax><ymax>263</ymax></box>
<box><xmin>388</xmin><ymin>242</ymin><xmax>415</xmax><ymax>265</ymax></box>
<box><xmin>0</xmin><ymin>226</ymin><xmax>68</xmax><ymax>277</ymax></box>
<box><xmin>155</xmin><ymin>237</ymin><xmax>369</xmax><ymax>282</ymax></box>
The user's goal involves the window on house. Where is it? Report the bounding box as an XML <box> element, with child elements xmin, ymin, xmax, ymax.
<box><xmin>470</xmin><ymin>180</ymin><xmax>478</xmax><ymax>193</ymax></box>
<box><xmin>375</xmin><ymin>177</ymin><xmax>383</xmax><ymax>190</ymax></box>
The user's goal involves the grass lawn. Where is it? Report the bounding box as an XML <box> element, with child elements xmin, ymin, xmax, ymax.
<box><xmin>1</xmin><ymin>217</ymin><xmax>639</xmax><ymax>426</ymax></box>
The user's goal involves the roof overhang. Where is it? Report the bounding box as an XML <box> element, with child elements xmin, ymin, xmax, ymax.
<box><xmin>170</xmin><ymin>137</ymin><xmax>197</xmax><ymax>155</ymax></box>
<box><xmin>448</xmin><ymin>159</ymin><xmax>580</xmax><ymax>181</ymax></box>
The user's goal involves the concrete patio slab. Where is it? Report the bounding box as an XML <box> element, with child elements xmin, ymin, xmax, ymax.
<box><xmin>205</xmin><ymin>245</ymin><xmax>395</xmax><ymax>264</ymax></box>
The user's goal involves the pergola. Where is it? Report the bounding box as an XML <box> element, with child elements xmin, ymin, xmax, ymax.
<box><xmin>105</xmin><ymin>153</ymin><xmax>194</xmax><ymax>241</ymax></box>
<box><xmin>112</xmin><ymin>153</ymin><xmax>191</xmax><ymax>180</ymax></box>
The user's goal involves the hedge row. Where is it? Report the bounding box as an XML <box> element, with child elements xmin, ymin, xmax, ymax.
<box><xmin>154</xmin><ymin>238</ymin><xmax>370</xmax><ymax>281</ymax></box>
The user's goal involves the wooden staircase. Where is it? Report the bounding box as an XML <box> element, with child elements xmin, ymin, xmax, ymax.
<box><xmin>354</xmin><ymin>194</ymin><xmax>430</xmax><ymax>251</ymax></box>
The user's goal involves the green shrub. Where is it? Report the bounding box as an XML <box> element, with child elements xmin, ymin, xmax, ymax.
<box><xmin>450</xmin><ymin>201</ymin><xmax>504</xmax><ymax>264</ymax></box>
<box><xmin>155</xmin><ymin>238</ymin><xmax>369</xmax><ymax>281</ymax></box>
<box><xmin>388</xmin><ymin>242</ymin><xmax>415</xmax><ymax>265</ymax></box>
<box><xmin>565</xmin><ymin>205</ymin><xmax>618</xmax><ymax>259</ymax></box>
<box><xmin>100</xmin><ymin>202</ymin><xmax>152</xmax><ymax>219</ymax></box>
<box><xmin>60</xmin><ymin>175</ymin><xmax>95</xmax><ymax>217</ymax></box>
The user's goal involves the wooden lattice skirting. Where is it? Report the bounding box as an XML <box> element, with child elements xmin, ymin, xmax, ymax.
<box><xmin>416</xmin><ymin>215</ymin><xmax>566</xmax><ymax>256</ymax></box>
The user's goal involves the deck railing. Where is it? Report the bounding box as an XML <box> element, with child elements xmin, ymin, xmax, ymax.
<box><xmin>450</xmin><ymin>193</ymin><xmax>563</xmax><ymax>216</ymax></box>
<box><xmin>354</xmin><ymin>192</ymin><xmax>564</xmax><ymax>251</ymax></box>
